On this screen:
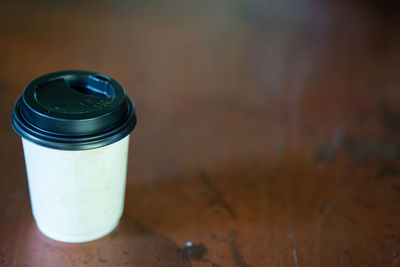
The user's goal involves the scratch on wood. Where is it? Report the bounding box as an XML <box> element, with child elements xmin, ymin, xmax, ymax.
<box><xmin>12</xmin><ymin>246</ymin><xmax>19</xmax><ymax>267</ymax></box>
<box><xmin>344</xmin><ymin>249</ymin><xmax>354</xmax><ymax>267</ymax></box>
<box><xmin>178</xmin><ymin>243</ymin><xmax>208</xmax><ymax>262</ymax></box>
<box><xmin>110</xmin><ymin>230</ymin><xmax>117</xmax><ymax>238</ymax></box>
<box><xmin>339</xmin><ymin>211</ymin><xmax>359</xmax><ymax>225</ymax></box>
<box><xmin>314</xmin><ymin>202</ymin><xmax>333</xmax><ymax>267</ymax></box>
<box><xmin>392</xmin><ymin>185</ymin><xmax>400</xmax><ymax>193</ymax></box>
<box><xmin>344</xmin><ymin>137</ymin><xmax>399</xmax><ymax>162</ymax></box>
<box><xmin>281</xmin><ymin>186</ymin><xmax>300</xmax><ymax>267</ymax></box>
<box><xmin>200</xmin><ymin>170</ymin><xmax>236</xmax><ymax>219</ymax></box>
<box><xmin>229</xmin><ymin>230</ymin><xmax>251</xmax><ymax>267</ymax></box>
<box><xmin>12</xmin><ymin>222</ymin><xmax>23</xmax><ymax>267</ymax></box>
<box><xmin>315</xmin><ymin>127</ymin><xmax>346</xmax><ymax>163</ymax></box>
<box><xmin>377</xmin><ymin>166</ymin><xmax>400</xmax><ymax>178</ymax></box>
<box><xmin>98</xmin><ymin>257</ymin><xmax>109</xmax><ymax>263</ymax></box>
<box><xmin>287</xmin><ymin>217</ymin><xmax>299</xmax><ymax>267</ymax></box>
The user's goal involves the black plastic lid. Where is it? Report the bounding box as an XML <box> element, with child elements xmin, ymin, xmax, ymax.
<box><xmin>11</xmin><ymin>70</ymin><xmax>137</xmax><ymax>150</ymax></box>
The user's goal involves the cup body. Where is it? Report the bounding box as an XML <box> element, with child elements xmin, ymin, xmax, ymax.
<box><xmin>22</xmin><ymin>135</ymin><xmax>130</xmax><ymax>243</ymax></box>
<box><xmin>12</xmin><ymin>70</ymin><xmax>136</xmax><ymax>243</ymax></box>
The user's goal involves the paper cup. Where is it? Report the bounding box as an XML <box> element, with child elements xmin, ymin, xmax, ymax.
<box><xmin>11</xmin><ymin>71</ymin><xmax>137</xmax><ymax>243</ymax></box>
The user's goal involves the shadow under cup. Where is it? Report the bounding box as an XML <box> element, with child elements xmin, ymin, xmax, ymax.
<box><xmin>11</xmin><ymin>70</ymin><xmax>137</xmax><ymax>243</ymax></box>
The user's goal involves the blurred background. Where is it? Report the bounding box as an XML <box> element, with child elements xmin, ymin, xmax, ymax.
<box><xmin>1</xmin><ymin>0</ymin><xmax>400</xmax><ymax>266</ymax></box>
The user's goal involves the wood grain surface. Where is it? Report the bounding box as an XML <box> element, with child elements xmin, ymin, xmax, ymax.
<box><xmin>1</xmin><ymin>1</ymin><xmax>400</xmax><ymax>266</ymax></box>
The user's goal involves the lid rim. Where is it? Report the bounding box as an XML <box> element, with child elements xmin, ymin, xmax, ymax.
<box><xmin>11</xmin><ymin>71</ymin><xmax>137</xmax><ymax>151</ymax></box>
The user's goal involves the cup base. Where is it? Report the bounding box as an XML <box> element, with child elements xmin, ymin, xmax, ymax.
<box><xmin>36</xmin><ymin>218</ymin><xmax>120</xmax><ymax>243</ymax></box>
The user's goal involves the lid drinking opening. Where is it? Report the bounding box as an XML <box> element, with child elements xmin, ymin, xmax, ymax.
<box><xmin>67</xmin><ymin>75</ymin><xmax>115</xmax><ymax>99</ymax></box>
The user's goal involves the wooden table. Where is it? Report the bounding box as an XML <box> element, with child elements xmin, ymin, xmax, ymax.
<box><xmin>1</xmin><ymin>1</ymin><xmax>400</xmax><ymax>266</ymax></box>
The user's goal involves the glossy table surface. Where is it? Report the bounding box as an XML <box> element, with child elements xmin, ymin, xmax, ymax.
<box><xmin>1</xmin><ymin>1</ymin><xmax>400</xmax><ymax>266</ymax></box>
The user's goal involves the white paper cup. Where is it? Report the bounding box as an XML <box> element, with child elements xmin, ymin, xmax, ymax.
<box><xmin>22</xmin><ymin>136</ymin><xmax>129</xmax><ymax>242</ymax></box>
<box><xmin>12</xmin><ymin>71</ymin><xmax>137</xmax><ymax>243</ymax></box>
